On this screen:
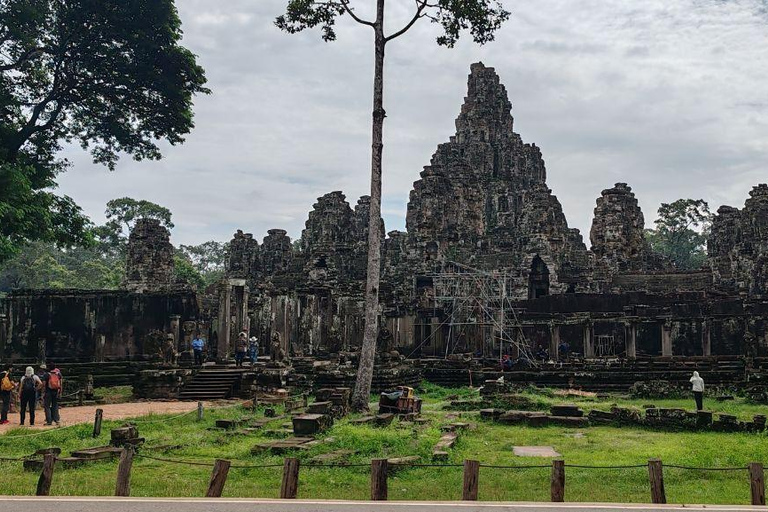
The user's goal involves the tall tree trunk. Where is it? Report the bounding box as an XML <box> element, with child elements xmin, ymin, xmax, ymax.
<box><xmin>351</xmin><ymin>0</ymin><xmax>386</xmax><ymax>412</ymax></box>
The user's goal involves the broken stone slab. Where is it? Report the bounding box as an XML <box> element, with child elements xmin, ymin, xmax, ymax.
<box><xmin>541</xmin><ymin>416</ymin><xmax>589</xmax><ymax>427</ymax></box>
<box><xmin>292</xmin><ymin>413</ymin><xmax>332</xmax><ymax>436</ymax></box>
<box><xmin>388</xmin><ymin>455</ymin><xmax>420</xmax><ymax>465</ymax></box>
<box><xmin>307</xmin><ymin>401</ymin><xmax>332</xmax><ymax>415</ymax></box>
<box><xmin>374</xmin><ymin>413</ymin><xmax>395</xmax><ymax>426</ymax></box>
<box><xmin>441</xmin><ymin>422</ymin><xmax>472</xmax><ymax>432</ymax></box>
<box><xmin>513</xmin><ymin>446</ymin><xmax>561</xmax><ymax>457</ymax></box>
<box><xmin>70</xmin><ymin>446</ymin><xmax>124</xmax><ymax>460</ymax></box>
<box><xmin>480</xmin><ymin>408</ymin><xmax>502</xmax><ymax>420</ymax></box>
<box><xmin>350</xmin><ymin>416</ymin><xmax>375</xmax><ymax>425</ymax></box>
<box><xmin>587</xmin><ymin>409</ymin><xmax>615</xmax><ymax>423</ymax></box>
<box><xmin>497</xmin><ymin>410</ymin><xmax>547</xmax><ymax>424</ymax></box>
<box><xmin>311</xmin><ymin>449</ymin><xmax>355</xmax><ymax>464</ymax></box>
<box><xmin>550</xmin><ymin>404</ymin><xmax>583</xmax><ymax>417</ymax></box>
<box><xmin>215</xmin><ymin>418</ymin><xmax>250</xmax><ymax>430</ymax></box>
<box><xmin>432</xmin><ymin>431</ymin><xmax>458</xmax><ymax>458</ymax></box>
<box><xmin>251</xmin><ymin>437</ymin><xmax>316</xmax><ymax>454</ymax></box>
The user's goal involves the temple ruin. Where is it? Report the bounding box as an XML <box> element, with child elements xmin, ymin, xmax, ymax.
<box><xmin>1</xmin><ymin>62</ymin><xmax>767</xmax><ymax>394</ymax></box>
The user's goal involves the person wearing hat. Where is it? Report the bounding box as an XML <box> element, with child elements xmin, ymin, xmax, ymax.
<box><xmin>248</xmin><ymin>337</ymin><xmax>259</xmax><ymax>366</ymax></box>
<box><xmin>19</xmin><ymin>367</ymin><xmax>43</xmax><ymax>426</ymax></box>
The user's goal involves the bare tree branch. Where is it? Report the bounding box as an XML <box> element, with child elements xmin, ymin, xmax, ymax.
<box><xmin>385</xmin><ymin>0</ymin><xmax>429</xmax><ymax>42</ymax></box>
<box><xmin>340</xmin><ymin>0</ymin><xmax>375</xmax><ymax>27</ymax></box>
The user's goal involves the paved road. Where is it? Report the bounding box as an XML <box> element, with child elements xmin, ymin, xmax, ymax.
<box><xmin>0</xmin><ymin>498</ymin><xmax>763</xmax><ymax>512</ymax></box>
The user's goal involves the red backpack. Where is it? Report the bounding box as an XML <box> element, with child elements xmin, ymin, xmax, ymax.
<box><xmin>48</xmin><ymin>371</ymin><xmax>61</xmax><ymax>391</ymax></box>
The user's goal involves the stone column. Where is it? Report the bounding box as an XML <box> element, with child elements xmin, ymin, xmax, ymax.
<box><xmin>242</xmin><ymin>286</ymin><xmax>251</xmax><ymax>335</ymax></box>
<box><xmin>38</xmin><ymin>337</ymin><xmax>47</xmax><ymax>366</ymax></box>
<box><xmin>549</xmin><ymin>324</ymin><xmax>560</xmax><ymax>360</ymax></box>
<box><xmin>583</xmin><ymin>321</ymin><xmax>594</xmax><ymax>358</ymax></box>
<box><xmin>624</xmin><ymin>320</ymin><xmax>637</xmax><ymax>359</ymax></box>
<box><xmin>661</xmin><ymin>320</ymin><xmax>673</xmax><ymax>357</ymax></box>
<box><xmin>169</xmin><ymin>315</ymin><xmax>181</xmax><ymax>352</ymax></box>
<box><xmin>218</xmin><ymin>282</ymin><xmax>232</xmax><ymax>361</ymax></box>
<box><xmin>0</xmin><ymin>314</ymin><xmax>7</xmax><ymax>356</ymax></box>
<box><xmin>701</xmin><ymin>318</ymin><xmax>711</xmax><ymax>356</ymax></box>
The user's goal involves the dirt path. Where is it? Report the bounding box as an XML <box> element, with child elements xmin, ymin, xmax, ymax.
<box><xmin>0</xmin><ymin>400</ymin><xmax>226</xmax><ymax>434</ymax></box>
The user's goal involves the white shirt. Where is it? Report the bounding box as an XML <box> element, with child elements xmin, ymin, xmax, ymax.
<box><xmin>690</xmin><ymin>375</ymin><xmax>704</xmax><ymax>392</ymax></box>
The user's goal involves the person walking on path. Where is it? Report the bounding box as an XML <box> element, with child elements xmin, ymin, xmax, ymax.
<box><xmin>42</xmin><ymin>363</ymin><xmax>63</xmax><ymax>426</ymax></box>
<box><xmin>248</xmin><ymin>337</ymin><xmax>259</xmax><ymax>366</ymax></box>
<box><xmin>1</xmin><ymin>366</ymin><xmax>15</xmax><ymax>425</ymax></box>
<box><xmin>234</xmin><ymin>332</ymin><xmax>248</xmax><ymax>367</ymax></box>
<box><xmin>19</xmin><ymin>367</ymin><xmax>43</xmax><ymax>426</ymax></box>
<box><xmin>192</xmin><ymin>335</ymin><xmax>206</xmax><ymax>366</ymax></box>
<box><xmin>690</xmin><ymin>371</ymin><xmax>705</xmax><ymax>411</ymax></box>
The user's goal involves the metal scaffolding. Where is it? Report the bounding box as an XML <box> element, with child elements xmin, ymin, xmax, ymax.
<box><xmin>423</xmin><ymin>261</ymin><xmax>537</xmax><ymax>363</ymax></box>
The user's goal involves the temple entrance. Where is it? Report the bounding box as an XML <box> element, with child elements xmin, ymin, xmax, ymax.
<box><xmin>528</xmin><ymin>256</ymin><xmax>550</xmax><ymax>299</ymax></box>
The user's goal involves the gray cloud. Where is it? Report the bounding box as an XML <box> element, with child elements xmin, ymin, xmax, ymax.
<box><xmin>56</xmin><ymin>0</ymin><xmax>768</xmax><ymax>247</ymax></box>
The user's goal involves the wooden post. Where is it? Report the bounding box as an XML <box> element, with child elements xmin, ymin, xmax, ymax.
<box><xmin>197</xmin><ymin>401</ymin><xmax>204</xmax><ymax>421</ymax></box>
<box><xmin>36</xmin><ymin>453</ymin><xmax>56</xmax><ymax>496</ymax></box>
<box><xmin>462</xmin><ymin>460</ymin><xmax>480</xmax><ymax>500</ymax></box>
<box><xmin>749</xmin><ymin>462</ymin><xmax>765</xmax><ymax>506</ymax></box>
<box><xmin>93</xmin><ymin>408</ymin><xmax>103</xmax><ymax>438</ymax></box>
<box><xmin>371</xmin><ymin>458</ymin><xmax>388</xmax><ymax>501</ymax></box>
<box><xmin>206</xmin><ymin>459</ymin><xmax>231</xmax><ymax>497</ymax></box>
<box><xmin>551</xmin><ymin>459</ymin><xmax>565</xmax><ymax>502</ymax></box>
<box><xmin>78</xmin><ymin>389</ymin><xmax>84</xmax><ymax>406</ymax></box>
<box><xmin>648</xmin><ymin>459</ymin><xmax>666</xmax><ymax>504</ymax></box>
<box><xmin>114</xmin><ymin>446</ymin><xmax>135</xmax><ymax>497</ymax></box>
<box><xmin>280</xmin><ymin>458</ymin><xmax>300</xmax><ymax>499</ymax></box>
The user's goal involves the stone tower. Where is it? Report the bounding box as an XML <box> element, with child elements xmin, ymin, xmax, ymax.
<box><xmin>124</xmin><ymin>218</ymin><xmax>174</xmax><ymax>293</ymax></box>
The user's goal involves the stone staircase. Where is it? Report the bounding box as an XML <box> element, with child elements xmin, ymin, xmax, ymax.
<box><xmin>178</xmin><ymin>369</ymin><xmax>245</xmax><ymax>401</ymax></box>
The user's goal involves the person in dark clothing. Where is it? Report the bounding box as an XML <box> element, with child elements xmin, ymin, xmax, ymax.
<box><xmin>42</xmin><ymin>362</ymin><xmax>62</xmax><ymax>426</ymax></box>
<box><xmin>1</xmin><ymin>366</ymin><xmax>15</xmax><ymax>425</ymax></box>
<box><xmin>19</xmin><ymin>366</ymin><xmax>42</xmax><ymax>426</ymax></box>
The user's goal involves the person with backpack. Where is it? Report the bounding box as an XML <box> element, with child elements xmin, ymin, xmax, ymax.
<box><xmin>248</xmin><ymin>337</ymin><xmax>259</xmax><ymax>366</ymax></box>
<box><xmin>1</xmin><ymin>366</ymin><xmax>15</xmax><ymax>425</ymax></box>
<box><xmin>43</xmin><ymin>362</ymin><xmax>63</xmax><ymax>426</ymax></box>
<box><xmin>19</xmin><ymin>366</ymin><xmax>42</xmax><ymax>426</ymax></box>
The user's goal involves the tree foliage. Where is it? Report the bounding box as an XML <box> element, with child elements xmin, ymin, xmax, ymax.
<box><xmin>645</xmin><ymin>198</ymin><xmax>712</xmax><ymax>270</ymax></box>
<box><xmin>178</xmin><ymin>240</ymin><xmax>228</xmax><ymax>288</ymax></box>
<box><xmin>276</xmin><ymin>0</ymin><xmax>509</xmax><ymax>47</ymax></box>
<box><xmin>0</xmin><ymin>0</ymin><xmax>208</xmax><ymax>263</ymax></box>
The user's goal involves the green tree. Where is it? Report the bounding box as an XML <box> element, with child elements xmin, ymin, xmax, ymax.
<box><xmin>173</xmin><ymin>252</ymin><xmax>206</xmax><ymax>291</ymax></box>
<box><xmin>102</xmin><ymin>197</ymin><xmax>175</xmax><ymax>248</ymax></box>
<box><xmin>645</xmin><ymin>199</ymin><xmax>712</xmax><ymax>270</ymax></box>
<box><xmin>178</xmin><ymin>240</ymin><xmax>228</xmax><ymax>288</ymax></box>
<box><xmin>0</xmin><ymin>0</ymin><xmax>209</xmax><ymax>263</ymax></box>
<box><xmin>276</xmin><ymin>0</ymin><xmax>510</xmax><ymax>411</ymax></box>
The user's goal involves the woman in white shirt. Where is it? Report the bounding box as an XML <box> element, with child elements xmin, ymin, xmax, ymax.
<box><xmin>690</xmin><ymin>371</ymin><xmax>704</xmax><ymax>411</ymax></box>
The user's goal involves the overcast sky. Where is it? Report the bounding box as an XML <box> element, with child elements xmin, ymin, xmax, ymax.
<box><xmin>57</xmin><ymin>0</ymin><xmax>768</xmax><ymax>247</ymax></box>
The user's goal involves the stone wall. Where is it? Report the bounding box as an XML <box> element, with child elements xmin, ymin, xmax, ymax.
<box><xmin>0</xmin><ymin>289</ymin><xmax>200</xmax><ymax>362</ymax></box>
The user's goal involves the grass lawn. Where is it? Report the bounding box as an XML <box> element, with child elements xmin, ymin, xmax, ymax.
<box><xmin>0</xmin><ymin>383</ymin><xmax>766</xmax><ymax>503</ymax></box>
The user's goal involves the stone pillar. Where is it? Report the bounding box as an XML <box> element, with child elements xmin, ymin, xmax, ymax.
<box><xmin>38</xmin><ymin>337</ymin><xmax>47</xmax><ymax>366</ymax></box>
<box><xmin>0</xmin><ymin>314</ymin><xmax>7</xmax><ymax>356</ymax></box>
<box><xmin>624</xmin><ymin>320</ymin><xmax>637</xmax><ymax>359</ymax></box>
<box><xmin>169</xmin><ymin>315</ymin><xmax>181</xmax><ymax>352</ymax></box>
<box><xmin>549</xmin><ymin>324</ymin><xmax>560</xmax><ymax>360</ymax></box>
<box><xmin>661</xmin><ymin>321</ymin><xmax>673</xmax><ymax>357</ymax></box>
<box><xmin>218</xmin><ymin>283</ymin><xmax>232</xmax><ymax>360</ymax></box>
<box><xmin>583</xmin><ymin>322</ymin><xmax>594</xmax><ymax>358</ymax></box>
<box><xmin>701</xmin><ymin>318</ymin><xmax>711</xmax><ymax>356</ymax></box>
<box><xmin>242</xmin><ymin>286</ymin><xmax>251</xmax><ymax>335</ymax></box>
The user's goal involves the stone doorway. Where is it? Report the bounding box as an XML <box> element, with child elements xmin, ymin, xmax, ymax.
<box><xmin>528</xmin><ymin>256</ymin><xmax>550</xmax><ymax>299</ymax></box>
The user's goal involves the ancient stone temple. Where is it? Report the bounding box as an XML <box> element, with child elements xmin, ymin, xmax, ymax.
<box><xmin>2</xmin><ymin>63</ymin><xmax>768</xmax><ymax>380</ymax></box>
<box><xmin>212</xmin><ymin>62</ymin><xmax>768</xmax><ymax>362</ymax></box>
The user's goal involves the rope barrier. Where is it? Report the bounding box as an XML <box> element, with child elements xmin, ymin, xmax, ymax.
<box><xmin>0</xmin><ymin>422</ymin><xmax>82</xmax><ymax>440</ymax></box>
<box><xmin>664</xmin><ymin>464</ymin><xmax>747</xmax><ymax>471</ymax></box>
<box><xmin>481</xmin><ymin>464</ymin><xmax>552</xmax><ymax>469</ymax></box>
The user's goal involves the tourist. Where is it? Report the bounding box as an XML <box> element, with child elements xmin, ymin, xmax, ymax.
<box><xmin>235</xmin><ymin>332</ymin><xmax>248</xmax><ymax>367</ymax></box>
<box><xmin>19</xmin><ymin>366</ymin><xmax>43</xmax><ymax>426</ymax></box>
<box><xmin>192</xmin><ymin>335</ymin><xmax>206</xmax><ymax>366</ymax></box>
<box><xmin>690</xmin><ymin>371</ymin><xmax>705</xmax><ymax>411</ymax></box>
<box><xmin>501</xmin><ymin>354</ymin><xmax>513</xmax><ymax>371</ymax></box>
<box><xmin>1</xmin><ymin>366</ymin><xmax>15</xmax><ymax>425</ymax></box>
<box><xmin>558</xmin><ymin>341</ymin><xmax>570</xmax><ymax>360</ymax></box>
<box><xmin>248</xmin><ymin>337</ymin><xmax>259</xmax><ymax>366</ymax></box>
<box><xmin>42</xmin><ymin>362</ymin><xmax>63</xmax><ymax>426</ymax></box>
